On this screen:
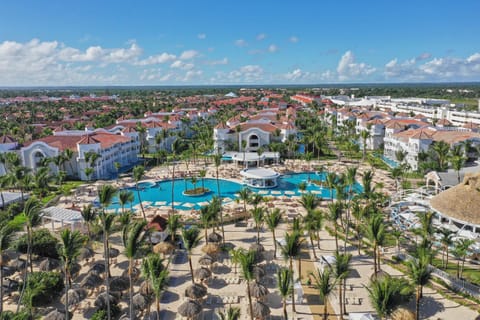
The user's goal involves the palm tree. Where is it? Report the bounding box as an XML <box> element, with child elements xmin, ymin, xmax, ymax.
<box><xmin>217</xmin><ymin>306</ymin><xmax>241</xmax><ymax>320</ymax></box>
<box><xmin>279</xmin><ymin>231</ymin><xmax>304</xmax><ymax>313</ymax></box>
<box><xmin>170</xmin><ymin>138</ymin><xmax>182</xmax><ymax>214</ymax></box>
<box><xmin>80</xmin><ymin>204</ymin><xmax>96</xmax><ymax>239</ymax></box>
<box><xmin>118</xmin><ymin>190</ymin><xmax>135</xmax><ymax>216</ymax></box>
<box><xmin>303</xmin><ymin>210</ymin><xmax>322</xmax><ymax>259</ymax></box>
<box><xmin>238</xmin><ymin>187</ymin><xmax>251</xmax><ymax>214</ymax></box>
<box><xmin>360</xmin><ymin>130</ymin><xmax>371</xmax><ymax>160</ymax></box>
<box><xmin>199</xmin><ymin>205</ymin><xmax>213</xmax><ymax>244</ymax></box>
<box><xmin>298</xmin><ymin>192</ymin><xmax>320</xmax><ymax>212</ymax></box>
<box><xmin>229</xmin><ymin>248</ymin><xmax>243</xmax><ymax>275</ymax></box>
<box><xmin>389</xmin><ymin>167</ymin><xmax>403</xmax><ymax>192</ymax></box>
<box><xmin>0</xmin><ymin>216</ymin><xmax>23</xmax><ymax>313</ymax></box>
<box><xmin>364</xmin><ymin>214</ymin><xmax>386</xmax><ymax>275</ymax></box>
<box><xmin>133</xmin><ymin>165</ymin><xmax>147</xmax><ymax>220</ymax></box>
<box><xmin>238</xmin><ymin>250</ymin><xmax>256</xmax><ymax>320</ymax></box>
<box><xmin>325</xmin><ymin>172</ymin><xmax>337</xmax><ymax>202</ymax></box>
<box><xmin>250</xmin><ymin>206</ymin><xmax>264</xmax><ymax>245</ymax></box>
<box><xmin>97</xmin><ymin>184</ymin><xmax>117</xmax><ymax>320</ymax></box>
<box><xmin>141</xmin><ymin>254</ymin><xmax>169</xmax><ymax>320</ymax></box>
<box><xmin>199</xmin><ymin>169</ymin><xmax>207</xmax><ymax>191</ymax></box>
<box><xmin>366</xmin><ymin>275</ymin><xmax>413</xmax><ymax>320</ymax></box>
<box><xmin>213</xmin><ymin>152</ymin><xmax>226</xmax><ymax>245</ymax></box>
<box><xmin>181</xmin><ymin>226</ymin><xmax>202</xmax><ymax>283</ymax></box>
<box><xmin>344</xmin><ymin>167</ymin><xmax>357</xmax><ymax>252</ymax></box>
<box><xmin>265</xmin><ymin>209</ymin><xmax>282</xmax><ymax>258</ymax></box>
<box><xmin>454</xmin><ymin>238</ymin><xmax>474</xmax><ymax>278</ymax></box>
<box><xmin>21</xmin><ymin>197</ymin><xmax>41</xmax><ymax>274</ymax></box>
<box><xmin>333</xmin><ymin>252</ymin><xmax>352</xmax><ymax>315</ymax></box>
<box><xmin>123</xmin><ymin>221</ymin><xmax>147</xmax><ymax>320</ymax></box>
<box><xmin>310</xmin><ymin>268</ymin><xmax>336</xmax><ymax>320</ymax></box>
<box><xmin>407</xmin><ymin>250</ymin><xmax>433</xmax><ymax>320</ymax></box>
<box><xmin>277</xmin><ymin>267</ymin><xmax>293</xmax><ymax>320</ymax></box>
<box><xmin>59</xmin><ymin>229</ymin><xmax>85</xmax><ymax>320</ymax></box>
<box><xmin>167</xmin><ymin>214</ymin><xmax>182</xmax><ymax>244</ymax></box>
<box><xmin>437</xmin><ymin>228</ymin><xmax>454</xmax><ymax>269</ymax></box>
<box><xmin>327</xmin><ymin>202</ymin><xmax>342</xmax><ymax>252</ymax></box>
<box><xmin>361</xmin><ymin>170</ymin><xmax>375</xmax><ymax>199</ymax></box>
<box><xmin>432</xmin><ymin>141</ymin><xmax>450</xmax><ymax>171</ymax></box>
<box><xmin>450</xmin><ymin>155</ymin><xmax>465</xmax><ymax>183</ymax></box>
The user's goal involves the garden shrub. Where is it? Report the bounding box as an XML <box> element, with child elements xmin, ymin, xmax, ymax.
<box><xmin>16</xmin><ymin>229</ymin><xmax>59</xmax><ymax>259</ymax></box>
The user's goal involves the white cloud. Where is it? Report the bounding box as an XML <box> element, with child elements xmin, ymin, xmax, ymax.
<box><xmin>336</xmin><ymin>51</ymin><xmax>376</xmax><ymax>81</ymax></box>
<box><xmin>170</xmin><ymin>60</ymin><xmax>195</xmax><ymax>70</ymax></box>
<box><xmin>183</xmin><ymin>70</ymin><xmax>203</xmax><ymax>82</ymax></box>
<box><xmin>284</xmin><ymin>69</ymin><xmax>304</xmax><ymax>81</ymax></box>
<box><xmin>204</xmin><ymin>57</ymin><xmax>229</xmax><ymax>65</ymax></box>
<box><xmin>179</xmin><ymin>50</ymin><xmax>199</xmax><ymax>60</ymax></box>
<box><xmin>256</xmin><ymin>33</ymin><xmax>266</xmax><ymax>41</ymax></box>
<box><xmin>235</xmin><ymin>39</ymin><xmax>248</xmax><ymax>47</ymax></box>
<box><xmin>268</xmin><ymin>44</ymin><xmax>278</xmax><ymax>53</ymax></box>
<box><xmin>211</xmin><ymin>64</ymin><xmax>264</xmax><ymax>83</ymax></box>
<box><xmin>197</xmin><ymin>33</ymin><xmax>206</xmax><ymax>40</ymax></box>
<box><xmin>135</xmin><ymin>52</ymin><xmax>176</xmax><ymax>65</ymax></box>
<box><xmin>417</xmin><ymin>52</ymin><xmax>431</xmax><ymax>61</ymax></box>
<box><xmin>289</xmin><ymin>36</ymin><xmax>299</xmax><ymax>43</ymax></box>
<box><xmin>384</xmin><ymin>52</ymin><xmax>480</xmax><ymax>81</ymax></box>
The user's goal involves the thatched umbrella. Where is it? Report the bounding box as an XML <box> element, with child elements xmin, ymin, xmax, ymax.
<box><xmin>70</xmin><ymin>262</ymin><xmax>82</xmax><ymax>279</ymax></box>
<box><xmin>89</xmin><ymin>261</ymin><xmax>106</xmax><ymax>274</ymax></box>
<box><xmin>122</xmin><ymin>267</ymin><xmax>141</xmax><ymax>281</ymax></box>
<box><xmin>185</xmin><ymin>283</ymin><xmax>207</xmax><ymax>300</ymax></box>
<box><xmin>95</xmin><ymin>292</ymin><xmax>119</xmax><ymax>309</ymax></box>
<box><xmin>207</xmin><ymin>232</ymin><xmax>222</xmax><ymax>243</ymax></box>
<box><xmin>0</xmin><ymin>253</ymin><xmax>11</xmax><ymax>266</ymax></box>
<box><xmin>44</xmin><ymin>309</ymin><xmax>71</xmax><ymax>320</ymax></box>
<box><xmin>252</xmin><ymin>266</ymin><xmax>265</xmax><ymax>281</ymax></box>
<box><xmin>132</xmin><ymin>293</ymin><xmax>151</xmax><ymax>312</ymax></box>
<box><xmin>252</xmin><ymin>301</ymin><xmax>271</xmax><ymax>319</ymax></box>
<box><xmin>110</xmin><ymin>276</ymin><xmax>130</xmax><ymax>292</ymax></box>
<box><xmin>61</xmin><ymin>288</ymin><xmax>88</xmax><ymax>307</ymax></box>
<box><xmin>1</xmin><ymin>266</ymin><xmax>15</xmax><ymax>277</ymax></box>
<box><xmin>178</xmin><ymin>299</ymin><xmax>202</xmax><ymax>319</ymax></box>
<box><xmin>248</xmin><ymin>282</ymin><xmax>269</xmax><ymax>299</ymax></box>
<box><xmin>80</xmin><ymin>272</ymin><xmax>103</xmax><ymax>290</ymax></box>
<box><xmin>201</xmin><ymin>243</ymin><xmax>220</xmax><ymax>256</ymax></box>
<box><xmin>392</xmin><ymin>308</ymin><xmax>415</xmax><ymax>320</ymax></box>
<box><xmin>193</xmin><ymin>267</ymin><xmax>212</xmax><ymax>281</ymax></box>
<box><xmin>3</xmin><ymin>278</ymin><xmax>18</xmax><ymax>291</ymax></box>
<box><xmin>430</xmin><ymin>173</ymin><xmax>480</xmax><ymax>225</ymax></box>
<box><xmin>153</xmin><ymin>242</ymin><xmax>175</xmax><ymax>256</ymax></box>
<box><xmin>78</xmin><ymin>247</ymin><xmax>95</xmax><ymax>261</ymax></box>
<box><xmin>370</xmin><ymin>269</ymin><xmax>388</xmax><ymax>281</ymax></box>
<box><xmin>139</xmin><ymin>280</ymin><xmax>153</xmax><ymax>296</ymax></box>
<box><xmin>249</xmin><ymin>243</ymin><xmax>265</xmax><ymax>252</ymax></box>
<box><xmin>198</xmin><ymin>254</ymin><xmax>215</xmax><ymax>267</ymax></box>
<box><xmin>109</xmin><ymin>247</ymin><xmax>120</xmax><ymax>259</ymax></box>
<box><xmin>9</xmin><ymin>258</ymin><xmax>26</xmax><ymax>271</ymax></box>
<box><xmin>39</xmin><ymin>258</ymin><xmax>61</xmax><ymax>271</ymax></box>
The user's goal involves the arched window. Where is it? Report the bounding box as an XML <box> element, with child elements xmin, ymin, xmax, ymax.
<box><xmin>249</xmin><ymin>134</ymin><xmax>259</xmax><ymax>149</ymax></box>
<box><xmin>33</xmin><ymin>151</ymin><xmax>45</xmax><ymax>167</ymax></box>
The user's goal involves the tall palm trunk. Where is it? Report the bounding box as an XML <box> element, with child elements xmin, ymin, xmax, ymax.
<box><xmin>373</xmin><ymin>243</ymin><xmax>378</xmax><ymax>274</ymax></box>
<box><xmin>334</xmin><ymin>223</ymin><xmax>339</xmax><ymax>253</ymax></box>
<box><xmin>338</xmin><ymin>281</ymin><xmax>343</xmax><ymax>317</ymax></box>
<box><xmin>171</xmin><ymin>160</ymin><xmax>175</xmax><ymax>215</ymax></box>
<box><xmin>215</xmin><ymin>167</ymin><xmax>225</xmax><ymax>245</ymax></box>
<box><xmin>103</xmin><ymin>221</ymin><xmax>111</xmax><ymax>320</ymax></box>
<box><xmin>415</xmin><ymin>286</ymin><xmax>421</xmax><ymax>320</ymax></box>
<box><xmin>155</xmin><ymin>296</ymin><xmax>161</xmax><ymax>320</ymax></box>
<box><xmin>310</xmin><ymin>233</ymin><xmax>318</xmax><ymax>259</ymax></box>
<box><xmin>129</xmin><ymin>258</ymin><xmax>134</xmax><ymax>320</ymax></box>
<box><xmin>323</xmin><ymin>298</ymin><xmax>328</xmax><ymax>320</ymax></box>
<box><xmin>282</xmin><ymin>297</ymin><xmax>287</xmax><ymax>320</ymax></box>
<box><xmin>0</xmin><ymin>256</ymin><xmax>3</xmax><ymax>314</ymax></box>
<box><xmin>188</xmin><ymin>256</ymin><xmax>194</xmax><ymax>284</ymax></box>
<box><xmin>272</xmin><ymin>230</ymin><xmax>277</xmax><ymax>259</ymax></box>
<box><xmin>246</xmin><ymin>280</ymin><xmax>254</xmax><ymax>320</ymax></box>
<box><xmin>64</xmin><ymin>261</ymin><xmax>70</xmax><ymax>320</ymax></box>
<box><xmin>289</xmin><ymin>258</ymin><xmax>296</xmax><ymax>313</ymax></box>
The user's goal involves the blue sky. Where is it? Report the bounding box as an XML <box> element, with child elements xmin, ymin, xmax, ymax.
<box><xmin>1</xmin><ymin>0</ymin><xmax>479</xmax><ymax>85</ymax></box>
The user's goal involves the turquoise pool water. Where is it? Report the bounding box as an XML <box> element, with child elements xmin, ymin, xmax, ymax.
<box><xmin>108</xmin><ymin>172</ymin><xmax>363</xmax><ymax>211</ymax></box>
<box><xmin>380</xmin><ymin>155</ymin><xmax>399</xmax><ymax>168</ymax></box>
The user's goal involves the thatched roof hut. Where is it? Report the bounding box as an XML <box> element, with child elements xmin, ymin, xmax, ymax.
<box><xmin>430</xmin><ymin>173</ymin><xmax>480</xmax><ymax>226</ymax></box>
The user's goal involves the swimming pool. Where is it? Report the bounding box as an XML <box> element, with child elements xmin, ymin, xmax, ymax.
<box><xmin>108</xmin><ymin>172</ymin><xmax>363</xmax><ymax>211</ymax></box>
<box><xmin>380</xmin><ymin>155</ymin><xmax>399</xmax><ymax>168</ymax></box>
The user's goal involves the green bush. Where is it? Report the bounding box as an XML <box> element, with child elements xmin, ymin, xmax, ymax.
<box><xmin>91</xmin><ymin>304</ymin><xmax>121</xmax><ymax>320</ymax></box>
<box><xmin>22</xmin><ymin>271</ymin><xmax>64</xmax><ymax>307</ymax></box>
<box><xmin>16</xmin><ymin>229</ymin><xmax>59</xmax><ymax>259</ymax></box>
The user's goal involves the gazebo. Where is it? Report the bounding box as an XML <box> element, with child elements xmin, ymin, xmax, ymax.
<box><xmin>41</xmin><ymin>206</ymin><xmax>84</xmax><ymax>231</ymax></box>
<box><xmin>240</xmin><ymin>168</ymin><xmax>280</xmax><ymax>189</ymax></box>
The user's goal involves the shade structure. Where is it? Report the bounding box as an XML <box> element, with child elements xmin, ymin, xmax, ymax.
<box><xmin>252</xmin><ymin>266</ymin><xmax>266</xmax><ymax>281</ymax></box>
<box><xmin>139</xmin><ymin>280</ymin><xmax>153</xmax><ymax>296</ymax></box>
<box><xmin>133</xmin><ymin>293</ymin><xmax>151</xmax><ymax>312</ymax></box>
<box><xmin>207</xmin><ymin>232</ymin><xmax>222</xmax><ymax>243</ymax></box>
<box><xmin>110</xmin><ymin>276</ymin><xmax>130</xmax><ymax>292</ymax></box>
<box><xmin>185</xmin><ymin>283</ymin><xmax>207</xmax><ymax>300</ymax></box>
<box><xmin>122</xmin><ymin>267</ymin><xmax>141</xmax><ymax>281</ymax></box>
<box><xmin>178</xmin><ymin>299</ymin><xmax>202</xmax><ymax>318</ymax></box>
<box><xmin>248</xmin><ymin>282</ymin><xmax>269</xmax><ymax>298</ymax></box>
<box><xmin>9</xmin><ymin>258</ymin><xmax>26</xmax><ymax>271</ymax></box>
<box><xmin>44</xmin><ymin>309</ymin><xmax>71</xmax><ymax>320</ymax></box>
<box><xmin>70</xmin><ymin>263</ymin><xmax>82</xmax><ymax>279</ymax></box>
<box><xmin>148</xmin><ymin>215</ymin><xmax>168</xmax><ymax>232</ymax></box>
<box><xmin>80</xmin><ymin>272</ymin><xmax>103</xmax><ymax>289</ymax></box>
<box><xmin>198</xmin><ymin>254</ymin><xmax>215</xmax><ymax>266</ymax></box>
<box><xmin>153</xmin><ymin>241</ymin><xmax>176</xmax><ymax>255</ymax></box>
<box><xmin>430</xmin><ymin>173</ymin><xmax>480</xmax><ymax>226</ymax></box>
<box><xmin>61</xmin><ymin>288</ymin><xmax>88</xmax><ymax>306</ymax></box>
<box><xmin>194</xmin><ymin>267</ymin><xmax>212</xmax><ymax>280</ymax></box>
<box><xmin>252</xmin><ymin>301</ymin><xmax>271</xmax><ymax>319</ymax></box>
<box><xmin>1</xmin><ymin>266</ymin><xmax>16</xmax><ymax>277</ymax></box>
<box><xmin>0</xmin><ymin>253</ymin><xmax>11</xmax><ymax>266</ymax></box>
<box><xmin>201</xmin><ymin>243</ymin><xmax>220</xmax><ymax>256</ymax></box>
<box><xmin>391</xmin><ymin>308</ymin><xmax>415</xmax><ymax>320</ymax></box>
<box><xmin>95</xmin><ymin>292</ymin><xmax>119</xmax><ymax>309</ymax></box>
<box><xmin>109</xmin><ymin>247</ymin><xmax>120</xmax><ymax>258</ymax></box>
<box><xmin>78</xmin><ymin>247</ymin><xmax>95</xmax><ymax>261</ymax></box>
<box><xmin>249</xmin><ymin>243</ymin><xmax>265</xmax><ymax>252</ymax></box>
<box><xmin>39</xmin><ymin>258</ymin><xmax>61</xmax><ymax>271</ymax></box>
<box><xmin>89</xmin><ymin>261</ymin><xmax>106</xmax><ymax>274</ymax></box>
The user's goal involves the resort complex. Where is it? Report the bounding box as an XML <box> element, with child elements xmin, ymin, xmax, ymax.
<box><xmin>0</xmin><ymin>86</ymin><xmax>479</xmax><ymax>320</ymax></box>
